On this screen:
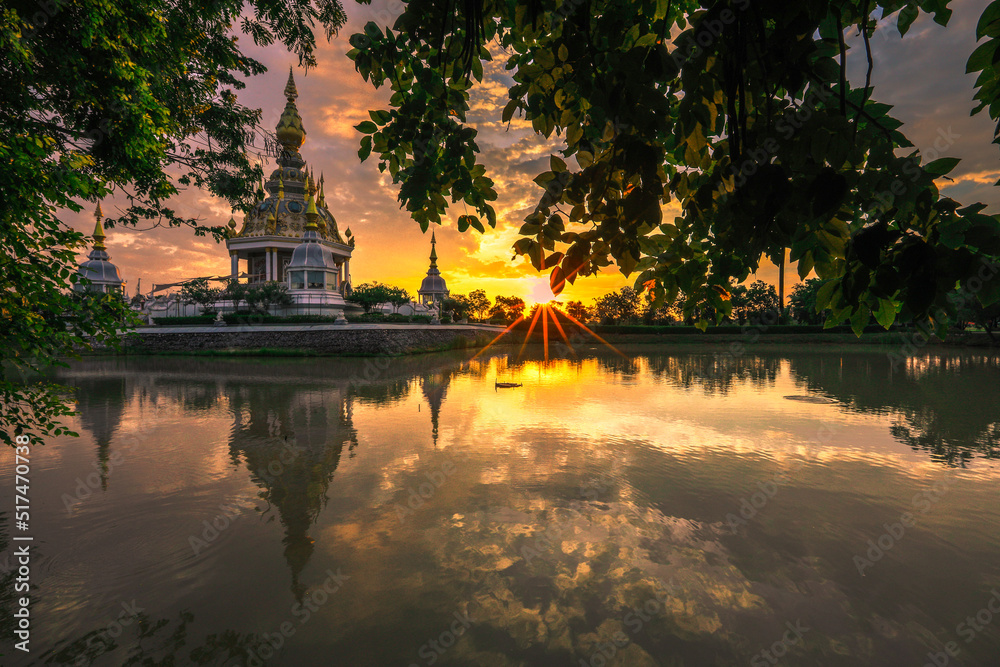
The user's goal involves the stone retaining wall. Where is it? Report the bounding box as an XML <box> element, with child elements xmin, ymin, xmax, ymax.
<box><xmin>114</xmin><ymin>325</ymin><xmax>498</xmax><ymax>355</ymax></box>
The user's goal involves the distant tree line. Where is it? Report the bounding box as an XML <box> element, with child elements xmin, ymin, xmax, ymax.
<box><xmin>178</xmin><ymin>275</ymin><xmax>1000</xmax><ymax>335</ymax></box>
<box><xmin>576</xmin><ymin>280</ymin><xmax>782</xmax><ymax>326</ymax></box>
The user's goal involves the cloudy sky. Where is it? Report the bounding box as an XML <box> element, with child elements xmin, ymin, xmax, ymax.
<box><xmin>69</xmin><ymin>0</ymin><xmax>1000</xmax><ymax>305</ymax></box>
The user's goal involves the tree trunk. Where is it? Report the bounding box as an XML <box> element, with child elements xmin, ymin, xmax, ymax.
<box><xmin>778</xmin><ymin>251</ymin><xmax>785</xmax><ymax>321</ymax></box>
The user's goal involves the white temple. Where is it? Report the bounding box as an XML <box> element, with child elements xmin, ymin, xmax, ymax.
<box><xmin>76</xmin><ymin>69</ymin><xmax>467</xmax><ymax>323</ymax></box>
<box><xmin>225</xmin><ymin>68</ymin><xmax>354</xmax><ymax>316</ymax></box>
<box><xmin>417</xmin><ymin>231</ymin><xmax>449</xmax><ymax>307</ymax></box>
<box><xmin>75</xmin><ymin>203</ymin><xmax>125</xmax><ymax>295</ymax></box>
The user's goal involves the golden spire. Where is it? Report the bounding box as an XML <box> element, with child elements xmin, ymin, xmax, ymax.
<box><xmin>92</xmin><ymin>202</ymin><xmax>106</xmax><ymax>250</ymax></box>
<box><xmin>284</xmin><ymin>66</ymin><xmax>298</xmax><ymax>100</ymax></box>
<box><xmin>304</xmin><ymin>192</ymin><xmax>319</xmax><ymax>231</ymax></box>
<box><xmin>318</xmin><ymin>173</ymin><xmax>326</xmax><ymax>207</ymax></box>
<box><xmin>429</xmin><ymin>230</ymin><xmax>437</xmax><ymax>268</ymax></box>
<box><xmin>307</xmin><ymin>171</ymin><xmax>316</xmax><ymax>198</ymax></box>
<box><xmin>275</xmin><ymin>67</ymin><xmax>306</xmax><ymax>152</ymax></box>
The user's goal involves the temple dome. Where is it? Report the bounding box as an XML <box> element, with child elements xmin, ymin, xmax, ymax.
<box><xmin>289</xmin><ymin>227</ymin><xmax>336</xmax><ymax>270</ymax></box>
<box><xmin>417</xmin><ymin>231</ymin><xmax>449</xmax><ymax>305</ymax></box>
<box><xmin>76</xmin><ymin>203</ymin><xmax>125</xmax><ymax>294</ymax></box>
<box><xmin>420</xmin><ymin>272</ymin><xmax>448</xmax><ymax>293</ymax></box>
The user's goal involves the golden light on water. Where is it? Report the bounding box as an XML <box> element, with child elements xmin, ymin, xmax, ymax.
<box><xmin>473</xmin><ymin>301</ymin><xmax>625</xmax><ymax>364</ymax></box>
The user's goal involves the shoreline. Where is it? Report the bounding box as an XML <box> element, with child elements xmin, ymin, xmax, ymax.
<box><xmin>74</xmin><ymin>324</ymin><xmax>998</xmax><ymax>358</ymax></box>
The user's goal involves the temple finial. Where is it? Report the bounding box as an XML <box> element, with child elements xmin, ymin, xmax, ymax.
<box><xmin>305</xmin><ymin>192</ymin><xmax>319</xmax><ymax>231</ymax></box>
<box><xmin>92</xmin><ymin>202</ymin><xmax>106</xmax><ymax>250</ymax></box>
<box><xmin>276</xmin><ymin>67</ymin><xmax>306</xmax><ymax>151</ymax></box>
<box><xmin>429</xmin><ymin>231</ymin><xmax>437</xmax><ymax>267</ymax></box>
<box><xmin>284</xmin><ymin>66</ymin><xmax>298</xmax><ymax>101</ymax></box>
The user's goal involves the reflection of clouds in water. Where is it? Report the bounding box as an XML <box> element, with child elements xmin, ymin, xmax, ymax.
<box><xmin>39</xmin><ymin>352</ymin><xmax>1000</xmax><ymax>665</ymax></box>
<box><xmin>406</xmin><ymin>490</ymin><xmax>949</xmax><ymax>664</ymax></box>
<box><xmin>417</xmin><ymin>498</ymin><xmax>766</xmax><ymax>662</ymax></box>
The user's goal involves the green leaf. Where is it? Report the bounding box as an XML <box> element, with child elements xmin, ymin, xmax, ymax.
<box><xmin>502</xmin><ymin>99</ymin><xmax>518</xmax><ymax>122</ymax></box>
<box><xmin>814</xmin><ymin>280</ymin><xmax>838</xmax><ymax>311</ymax></box>
<box><xmin>977</xmin><ymin>2</ymin><xmax>1000</xmax><ymax>39</ymax></box>
<box><xmin>924</xmin><ymin>157</ymin><xmax>961</xmax><ymax>175</ymax></box>
<box><xmin>354</xmin><ymin>121</ymin><xmax>378</xmax><ymax>134</ymax></box>
<box><xmin>898</xmin><ymin>6</ymin><xmax>920</xmax><ymax>36</ymax></box>
<box><xmin>850</xmin><ymin>306</ymin><xmax>869</xmax><ymax>336</ymax></box>
<box><xmin>968</xmin><ymin>39</ymin><xmax>1000</xmax><ymax>74</ymax></box>
<box><xmin>519</xmin><ymin>221</ymin><xmax>542</xmax><ymax>235</ymax></box>
<box><xmin>874</xmin><ymin>298</ymin><xmax>897</xmax><ymax>328</ymax></box>
<box><xmin>635</xmin><ymin>33</ymin><xmax>658</xmax><ymax>48</ymax></box>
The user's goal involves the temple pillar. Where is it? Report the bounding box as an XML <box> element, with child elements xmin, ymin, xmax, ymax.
<box><xmin>230</xmin><ymin>250</ymin><xmax>239</xmax><ymax>279</ymax></box>
<box><xmin>265</xmin><ymin>248</ymin><xmax>273</xmax><ymax>281</ymax></box>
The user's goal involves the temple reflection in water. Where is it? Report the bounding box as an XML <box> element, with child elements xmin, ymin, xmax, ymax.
<box><xmin>227</xmin><ymin>377</ymin><xmax>358</xmax><ymax>600</ymax></box>
<box><xmin>18</xmin><ymin>346</ymin><xmax>1000</xmax><ymax>666</ymax></box>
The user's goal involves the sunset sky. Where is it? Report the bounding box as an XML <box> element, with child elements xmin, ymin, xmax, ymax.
<box><xmin>68</xmin><ymin>0</ymin><xmax>1000</xmax><ymax>306</ymax></box>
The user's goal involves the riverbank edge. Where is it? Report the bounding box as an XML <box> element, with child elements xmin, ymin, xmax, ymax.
<box><xmin>95</xmin><ymin>324</ymin><xmax>502</xmax><ymax>357</ymax></box>
<box><xmin>80</xmin><ymin>324</ymin><xmax>997</xmax><ymax>358</ymax></box>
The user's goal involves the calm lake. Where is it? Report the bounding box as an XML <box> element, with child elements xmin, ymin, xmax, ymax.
<box><xmin>3</xmin><ymin>345</ymin><xmax>999</xmax><ymax>666</ymax></box>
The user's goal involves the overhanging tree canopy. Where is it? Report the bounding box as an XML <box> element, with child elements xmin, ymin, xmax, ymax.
<box><xmin>1</xmin><ymin>0</ymin><xmax>346</xmax><ymax>444</ymax></box>
<box><xmin>349</xmin><ymin>0</ymin><xmax>1000</xmax><ymax>333</ymax></box>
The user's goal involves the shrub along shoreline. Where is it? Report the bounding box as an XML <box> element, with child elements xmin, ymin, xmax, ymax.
<box><xmin>150</xmin><ymin>312</ymin><xmax>435</xmax><ymax>326</ymax></box>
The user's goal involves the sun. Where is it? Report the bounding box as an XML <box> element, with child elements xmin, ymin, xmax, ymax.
<box><xmin>523</xmin><ymin>276</ymin><xmax>560</xmax><ymax>307</ymax></box>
